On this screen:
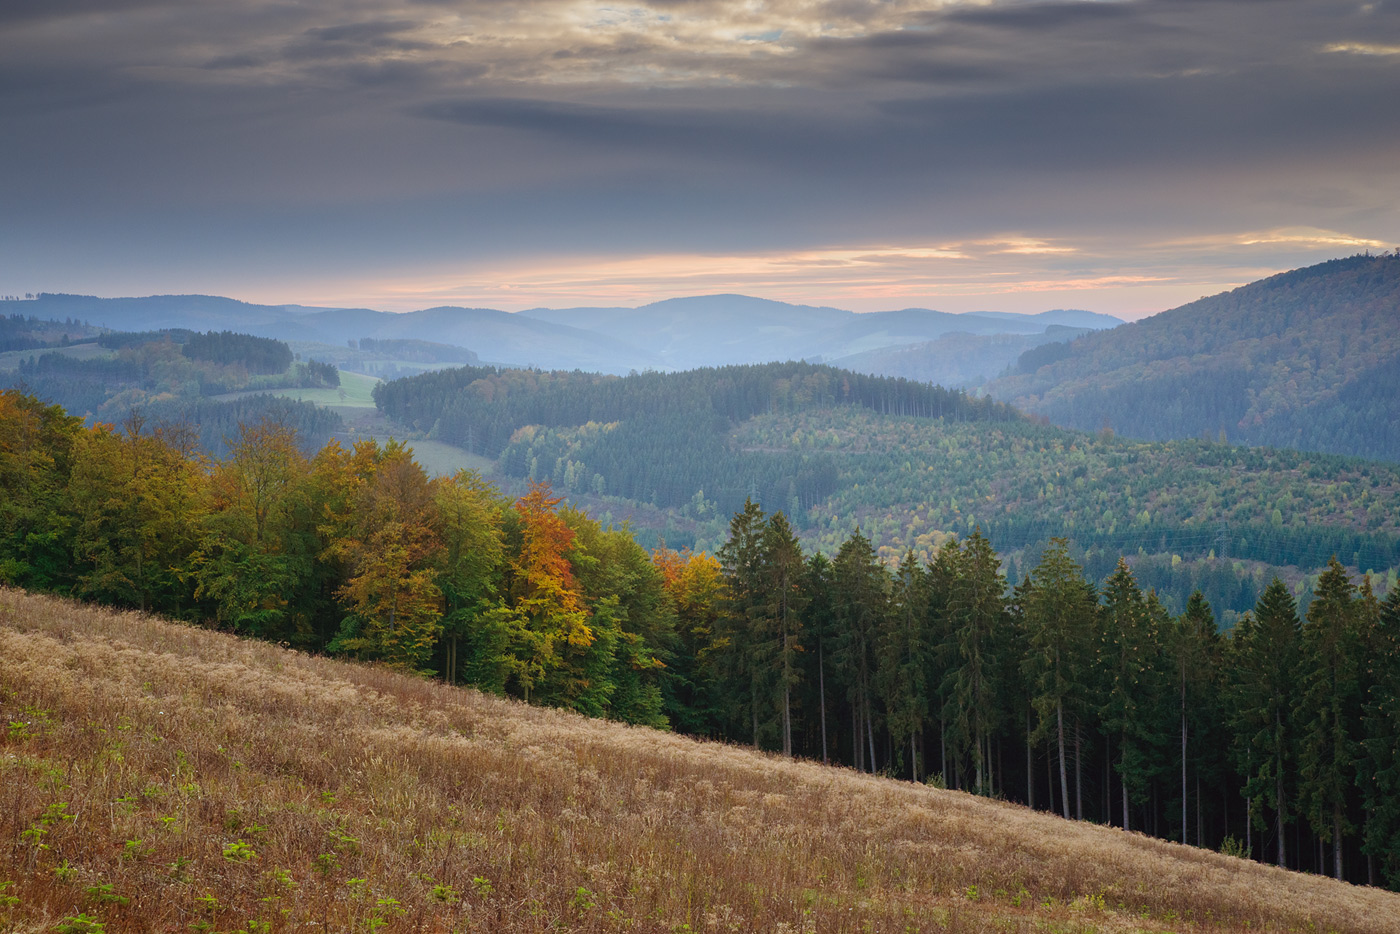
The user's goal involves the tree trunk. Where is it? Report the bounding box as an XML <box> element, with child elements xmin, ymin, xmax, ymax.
<box><xmin>975</xmin><ymin>725</ymin><xmax>984</xmax><ymax>796</ymax></box>
<box><xmin>1056</xmin><ymin>701</ymin><xmax>1070</xmax><ymax>820</ymax></box>
<box><xmin>782</xmin><ymin>682</ymin><xmax>792</xmax><ymax>757</ymax></box>
<box><xmin>1121</xmin><ymin>730</ymin><xmax>1130</xmax><ymax>832</ymax></box>
<box><xmin>818</xmin><ymin>640</ymin><xmax>829</xmax><ymax>765</ymax></box>
<box><xmin>1333</xmin><ymin>803</ymin><xmax>1343</xmax><ymax>881</ymax></box>
<box><xmin>866</xmin><ymin>697</ymin><xmax>877</xmax><ymax>774</ymax></box>
<box><xmin>853</xmin><ymin>705</ymin><xmax>861</xmax><ymax>771</ymax></box>
<box><xmin>1025</xmin><ymin>707</ymin><xmax>1034</xmax><ymax>809</ymax></box>
<box><xmin>1074</xmin><ymin>720</ymin><xmax>1083</xmax><ymax>821</ymax></box>
<box><xmin>1276</xmin><ymin>750</ymin><xmax>1287</xmax><ymax>868</ymax></box>
<box><xmin>1181</xmin><ymin>691</ymin><xmax>1188</xmax><ymax>844</ymax></box>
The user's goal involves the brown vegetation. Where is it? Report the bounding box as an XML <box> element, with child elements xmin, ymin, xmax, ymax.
<box><xmin>1</xmin><ymin>588</ymin><xmax>1396</xmax><ymax>933</ymax></box>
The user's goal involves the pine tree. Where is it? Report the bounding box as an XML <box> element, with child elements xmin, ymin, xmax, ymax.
<box><xmin>1229</xmin><ymin>577</ymin><xmax>1301</xmax><ymax>867</ymax></box>
<box><xmin>1172</xmin><ymin>590</ymin><xmax>1222</xmax><ymax>846</ymax></box>
<box><xmin>879</xmin><ymin>550</ymin><xmax>932</xmax><ymax>781</ymax></box>
<box><xmin>1360</xmin><ymin>587</ymin><xmax>1400</xmax><ymax>888</ymax></box>
<box><xmin>833</xmin><ymin>529</ymin><xmax>889</xmax><ymax>773</ymax></box>
<box><xmin>717</xmin><ymin>499</ymin><xmax>769</xmax><ymax>745</ymax></box>
<box><xmin>759</xmin><ymin>512</ymin><xmax>807</xmax><ymax>755</ymax></box>
<box><xmin>1100</xmin><ymin>558</ymin><xmax>1154</xmax><ymax>831</ymax></box>
<box><xmin>1021</xmin><ymin>539</ymin><xmax>1096</xmax><ymax>819</ymax></box>
<box><xmin>943</xmin><ymin>530</ymin><xmax>1007</xmax><ymax>795</ymax></box>
<box><xmin>1296</xmin><ymin>557</ymin><xmax>1362</xmax><ymax>880</ymax></box>
<box><xmin>801</xmin><ymin>551</ymin><xmax>838</xmax><ymax>764</ymax></box>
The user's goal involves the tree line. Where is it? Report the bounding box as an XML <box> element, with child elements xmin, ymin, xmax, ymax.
<box><xmin>2</xmin><ymin>388</ymin><xmax>1398</xmax><ymax>888</ymax></box>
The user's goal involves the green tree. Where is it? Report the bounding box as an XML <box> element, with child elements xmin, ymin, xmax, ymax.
<box><xmin>432</xmin><ymin>470</ymin><xmax>505</xmax><ymax>685</ymax></box>
<box><xmin>1021</xmin><ymin>538</ymin><xmax>1096</xmax><ymax>820</ymax></box>
<box><xmin>193</xmin><ymin>419</ymin><xmax>316</xmax><ymax>641</ymax></box>
<box><xmin>801</xmin><ymin>551</ymin><xmax>838</xmax><ymax>764</ymax></box>
<box><xmin>0</xmin><ymin>390</ymin><xmax>83</xmax><ymax>591</ymax></box>
<box><xmin>833</xmin><ymin>529</ymin><xmax>889</xmax><ymax>772</ymax></box>
<box><xmin>759</xmin><ymin>512</ymin><xmax>807</xmax><ymax>755</ymax></box>
<box><xmin>716</xmin><ymin>499</ymin><xmax>769</xmax><ymax>746</ymax></box>
<box><xmin>1360</xmin><ymin>587</ymin><xmax>1400</xmax><ymax>888</ymax></box>
<box><xmin>1229</xmin><ymin>578</ymin><xmax>1301</xmax><ymax>867</ymax></box>
<box><xmin>942</xmin><ymin>530</ymin><xmax>1008</xmax><ymax>795</ymax></box>
<box><xmin>1172</xmin><ymin>590</ymin><xmax>1222</xmax><ymax>846</ymax></box>
<box><xmin>1099</xmin><ymin>558</ymin><xmax>1166</xmax><ymax>831</ymax></box>
<box><xmin>879</xmin><ymin>550</ymin><xmax>932</xmax><ymax>781</ymax></box>
<box><xmin>1296</xmin><ymin>557</ymin><xmax>1363</xmax><ymax>880</ymax></box>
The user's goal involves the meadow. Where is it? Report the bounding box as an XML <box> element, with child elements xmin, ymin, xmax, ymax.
<box><xmin>1</xmin><ymin>587</ymin><xmax>1397</xmax><ymax>933</ymax></box>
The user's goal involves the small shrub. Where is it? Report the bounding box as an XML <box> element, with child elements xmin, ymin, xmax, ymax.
<box><xmin>223</xmin><ymin>840</ymin><xmax>257</xmax><ymax>862</ymax></box>
<box><xmin>1219</xmin><ymin>835</ymin><xmax>1250</xmax><ymax>859</ymax></box>
<box><xmin>53</xmin><ymin>915</ymin><xmax>106</xmax><ymax>934</ymax></box>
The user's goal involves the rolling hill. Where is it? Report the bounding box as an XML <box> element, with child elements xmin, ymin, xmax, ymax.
<box><xmin>0</xmin><ymin>293</ymin><xmax>1120</xmax><ymax>382</ymax></box>
<box><xmin>374</xmin><ymin>360</ymin><xmax>1400</xmax><ymax>621</ymax></box>
<box><xmin>3</xmin><ymin>587</ymin><xmax>1396</xmax><ymax>933</ymax></box>
<box><xmin>985</xmin><ymin>253</ymin><xmax>1400</xmax><ymax>461</ymax></box>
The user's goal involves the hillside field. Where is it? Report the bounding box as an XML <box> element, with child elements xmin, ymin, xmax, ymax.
<box><xmin>2</xmin><ymin>589</ymin><xmax>1397</xmax><ymax>933</ymax></box>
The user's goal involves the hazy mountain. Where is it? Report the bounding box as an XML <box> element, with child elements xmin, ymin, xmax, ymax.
<box><xmin>984</xmin><ymin>253</ymin><xmax>1400</xmax><ymax>461</ymax></box>
<box><xmin>6</xmin><ymin>294</ymin><xmax>660</xmax><ymax>373</ymax></box>
<box><xmin>4</xmin><ymin>292</ymin><xmax>1121</xmax><ymax>378</ymax></box>
<box><xmin>831</xmin><ymin>325</ymin><xmax>1095</xmax><ymax>387</ymax></box>
<box><xmin>520</xmin><ymin>296</ymin><xmax>1121</xmax><ymax>370</ymax></box>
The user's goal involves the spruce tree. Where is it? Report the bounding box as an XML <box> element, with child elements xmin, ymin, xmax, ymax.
<box><xmin>1360</xmin><ymin>587</ymin><xmax>1400</xmax><ymax>888</ymax></box>
<box><xmin>759</xmin><ymin>512</ymin><xmax>807</xmax><ymax>756</ymax></box>
<box><xmin>833</xmin><ymin>529</ymin><xmax>889</xmax><ymax>772</ymax></box>
<box><xmin>943</xmin><ymin>530</ymin><xmax>1008</xmax><ymax>795</ymax></box>
<box><xmin>801</xmin><ymin>552</ymin><xmax>838</xmax><ymax>764</ymax></box>
<box><xmin>879</xmin><ymin>550</ymin><xmax>932</xmax><ymax>781</ymax></box>
<box><xmin>1297</xmin><ymin>557</ymin><xmax>1362</xmax><ymax>880</ymax></box>
<box><xmin>1021</xmin><ymin>538</ymin><xmax>1096</xmax><ymax>819</ymax></box>
<box><xmin>1172</xmin><ymin>590</ymin><xmax>1222</xmax><ymax>846</ymax></box>
<box><xmin>1229</xmin><ymin>577</ymin><xmax>1301</xmax><ymax>867</ymax></box>
<box><xmin>717</xmin><ymin>499</ymin><xmax>769</xmax><ymax>745</ymax></box>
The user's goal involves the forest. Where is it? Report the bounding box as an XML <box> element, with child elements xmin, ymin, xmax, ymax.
<box><xmin>988</xmin><ymin>253</ymin><xmax>1400</xmax><ymax>462</ymax></box>
<box><xmin>3</xmin><ymin>386</ymin><xmax>1399</xmax><ymax>891</ymax></box>
<box><xmin>373</xmin><ymin>360</ymin><xmax>1400</xmax><ymax>619</ymax></box>
<box><xmin>4</xmin><ymin>328</ymin><xmax>344</xmax><ymax>455</ymax></box>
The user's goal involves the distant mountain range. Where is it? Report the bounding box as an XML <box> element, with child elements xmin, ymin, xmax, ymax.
<box><xmin>1</xmin><ymin>292</ymin><xmax>1121</xmax><ymax>383</ymax></box>
<box><xmin>984</xmin><ymin>253</ymin><xmax>1400</xmax><ymax>462</ymax></box>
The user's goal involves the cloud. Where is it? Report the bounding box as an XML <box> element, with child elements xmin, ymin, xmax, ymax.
<box><xmin>2</xmin><ymin>0</ymin><xmax>1399</xmax><ymax>314</ymax></box>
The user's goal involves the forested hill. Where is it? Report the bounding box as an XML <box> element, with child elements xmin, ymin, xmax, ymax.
<box><xmin>374</xmin><ymin>360</ymin><xmax>1400</xmax><ymax>621</ymax></box>
<box><xmin>374</xmin><ymin>361</ymin><xmax>1018</xmax><ymax>518</ymax></box>
<box><xmin>985</xmin><ymin>253</ymin><xmax>1400</xmax><ymax>461</ymax></box>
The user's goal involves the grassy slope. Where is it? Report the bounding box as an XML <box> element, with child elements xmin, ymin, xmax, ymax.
<box><xmin>208</xmin><ymin>369</ymin><xmax>382</xmax><ymax>408</ymax></box>
<box><xmin>0</xmin><ymin>342</ymin><xmax>109</xmax><ymax>373</ymax></box>
<box><xmin>2</xmin><ymin>590</ymin><xmax>1397</xmax><ymax>933</ymax></box>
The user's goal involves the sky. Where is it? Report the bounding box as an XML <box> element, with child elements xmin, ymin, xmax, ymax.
<box><xmin>2</xmin><ymin>0</ymin><xmax>1398</xmax><ymax>318</ymax></box>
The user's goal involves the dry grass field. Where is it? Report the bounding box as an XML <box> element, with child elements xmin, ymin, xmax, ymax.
<box><xmin>1</xmin><ymin>588</ymin><xmax>1396</xmax><ymax>933</ymax></box>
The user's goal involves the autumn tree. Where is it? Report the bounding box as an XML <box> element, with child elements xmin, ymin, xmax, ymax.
<box><xmin>432</xmin><ymin>469</ymin><xmax>505</xmax><ymax>684</ymax></box>
<box><xmin>69</xmin><ymin>413</ymin><xmax>207</xmax><ymax>615</ymax></box>
<box><xmin>492</xmin><ymin>481</ymin><xmax>592</xmax><ymax>704</ymax></box>
<box><xmin>326</xmin><ymin>440</ymin><xmax>444</xmax><ymax>672</ymax></box>
<box><xmin>193</xmin><ymin>419</ymin><xmax>316</xmax><ymax>641</ymax></box>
